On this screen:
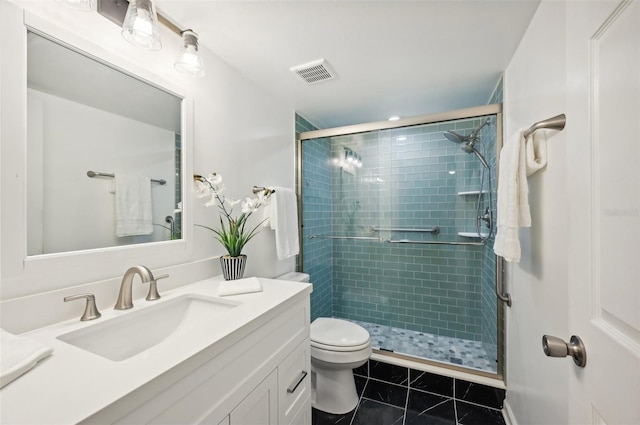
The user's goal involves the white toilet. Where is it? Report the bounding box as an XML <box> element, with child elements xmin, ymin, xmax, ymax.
<box><xmin>277</xmin><ymin>272</ymin><xmax>371</xmax><ymax>414</ymax></box>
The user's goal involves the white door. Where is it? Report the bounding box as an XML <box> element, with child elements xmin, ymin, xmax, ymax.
<box><xmin>566</xmin><ymin>1</ymin><xmax>640</xmax><ymax>424</ymax></box>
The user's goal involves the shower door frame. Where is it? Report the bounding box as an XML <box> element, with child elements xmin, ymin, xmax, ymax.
<box><xmin>296</xmin><ymin>103</ymin><xmax>506</xmax><ymax>380</ymax></box>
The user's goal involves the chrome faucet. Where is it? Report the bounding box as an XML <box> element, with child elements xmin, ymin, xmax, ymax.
<box><xmin>114</xmin><ymin>266</ymin><xmax>155</xmax><ymax>310</ymax></box>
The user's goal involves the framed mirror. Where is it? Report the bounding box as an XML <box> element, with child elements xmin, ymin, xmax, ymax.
<box><xmin>1</xmin><ymin>5</ymin><xmax>193</xmax><ymax>297</ymax></box>
<box><xmin>26</xmin><ymin>30</ymin><xmax>183</xmax><ymax>256</ymax></box>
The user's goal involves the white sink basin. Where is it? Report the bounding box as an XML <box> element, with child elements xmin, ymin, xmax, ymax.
<box><xmin>57</xmin><ymin>294</ymin><xmax>240</xmax><ymax>361</ymax></box>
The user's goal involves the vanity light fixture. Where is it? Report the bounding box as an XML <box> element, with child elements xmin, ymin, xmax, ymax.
<box><xmin>97</xmin><ymin>0</ymin><xmax>204</xmax><ymax>76</ymax></box>
<box><xmin>343</xmin><ymin>148</ymin><xmax>363</xmax><ymax>170</ymax></box>
<box><xmin>121</xmin><ymin>0</ymin><xmax>162</xmax><ymax>51</ymax></box>
<box><xmin>174</xmin><ymin>30</ymin><xmax>206</xmax><ymax>78</ymax></box>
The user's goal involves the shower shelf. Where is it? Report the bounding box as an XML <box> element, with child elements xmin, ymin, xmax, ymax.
<box><xmin>458</xmin><ymin>232</ymin><xmax>489</xmax><ymax>239</ymax></box>
<box><xmin>457</xmin><ymin>190</ymin><xmax>488</xmax><ymax>195</ymax></box>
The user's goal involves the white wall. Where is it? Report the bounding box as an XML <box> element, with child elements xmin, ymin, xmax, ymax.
<box><xmin>0</xmin><ymin>0</ymin><xmax>295</xmax><ymax>329</ymax></box>
<box><xmin>502</xmin><ymin>2</ymin><xmax>570</xmax><ymax>424</ymax></box>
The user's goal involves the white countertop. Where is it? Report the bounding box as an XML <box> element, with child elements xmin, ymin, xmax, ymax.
<box><xmin>0</xmin><ymin>276</ymin><xmax>312</xmax><ymax>425</ymax></box>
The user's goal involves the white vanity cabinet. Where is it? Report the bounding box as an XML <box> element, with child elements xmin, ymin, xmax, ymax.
<box><xmin>82</xmin><ymin>293</ymin><xmax>311</xmax><ymax>425</ymax></box>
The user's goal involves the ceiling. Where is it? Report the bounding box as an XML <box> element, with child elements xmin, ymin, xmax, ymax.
<box><xmin>157</xmin><ymin>1</ymin><xmax>540</xmax><ymax>129</ymax></box>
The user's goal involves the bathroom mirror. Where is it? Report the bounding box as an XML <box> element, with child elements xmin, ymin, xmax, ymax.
<box><xmin>26</xmin><ymin>30</ymin><xmax>183</xmax><ymax>256</ymax></box>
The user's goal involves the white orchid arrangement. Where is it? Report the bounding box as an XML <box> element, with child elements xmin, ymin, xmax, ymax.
<box><xmin>194</xmin><ymin>173</ymin><xmax>270</xmax><ymax>257</ymax></box>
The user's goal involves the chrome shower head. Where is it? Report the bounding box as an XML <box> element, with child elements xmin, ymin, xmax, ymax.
<box><xmin>443</xmin><ymin>131</ymin><xmax>467</xmax><ymax>144</ymax></box>
<box><xmin>469</xmin><ymin>147</ymin><xmax>490</xmax><ymax>169</ymax></box>
<box><xmin>443</xmin><ymin>118</ymin><xmax>492</xmax><ymax>169</ymax></box>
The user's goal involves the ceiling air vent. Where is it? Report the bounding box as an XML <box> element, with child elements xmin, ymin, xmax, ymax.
<box><xmin>290</xmin><ymin>59</ymin><xmax>337</xmax><ymax>85</ymax></box>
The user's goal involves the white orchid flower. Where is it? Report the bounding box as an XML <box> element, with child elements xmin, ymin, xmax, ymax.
<box><xmin>204</xmin><ymin>195</ymin><xmax>217</xmax><ymax>207</ymax></box>
<box><xmin>194</xmin><ymin>180</ymin><xmax>210</xmax><ymax>198</ymax></box>
<box><xmin>255</xmin><ymin>191</ymin><xmax>269</xmax><ymax>206</ymax></box>
<box><xmin>228</xmin><ymin>198</ymin><xmax>241</xmax><ymax>207</ymax></box>
<box><xmin>207</xmin><ymin>173</ymin><xmax>223</xmax><ymax>185</ymax></box>
<box><xmin>213</xmin><ymin>183</ymin><xmax>226</xmax><ymax>195</ymax></box>
<box><xmin>241</xmin><ymin>197</ymin><xmax>259</xmax><ymax>214</ymax></box>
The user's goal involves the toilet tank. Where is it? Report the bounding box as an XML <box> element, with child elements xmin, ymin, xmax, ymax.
<box><xmin>276</xmin><ymin>272</ymin><xmax>310</xmax><ymax>283</ymax></box>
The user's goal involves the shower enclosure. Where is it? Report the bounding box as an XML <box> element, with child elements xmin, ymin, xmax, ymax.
<box><xmin>297</xmin><ymin>104</ymin><xmax>504</xmax><ymax>377</ymax></box>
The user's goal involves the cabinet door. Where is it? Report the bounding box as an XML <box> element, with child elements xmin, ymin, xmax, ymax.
<box><xmin>288</xmin><ymin>396</ymin><xmax>311</xmax><ymax>425</ymax></box>
<box><xmin>278</xmin><ymin>338</ymin><xmax>311</xmax><ymax>425</ymax></box>
<box><xmin>230</xmin><ymin>370</ymin><xmax>278</xmax><ymax>425</ymax></box>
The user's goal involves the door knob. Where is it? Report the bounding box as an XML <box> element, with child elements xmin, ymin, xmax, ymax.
<box><xmin>542</xmin><ymin>335</ymin><xmax>587</xmax><ymax>367</ymax></box>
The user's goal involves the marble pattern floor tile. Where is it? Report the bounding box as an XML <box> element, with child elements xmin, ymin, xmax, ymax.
<box><xmin>313</xmin><ymin>362</ymin><xmax>506</xmax><ymax>425</ymax></box>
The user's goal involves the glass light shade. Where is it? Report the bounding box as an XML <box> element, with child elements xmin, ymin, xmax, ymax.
<box><xmin>121</xmin><ymin>0</ymin><xmax>162</xmax><ymax>51</ymax></box>
<box><xmin>175</xmin><ymin>30</ymin><xmax>206</xmax><ymax>78</ymax></box>
<box><xmin>57</xmin><ymin>0</ymin><xmax>96</xmax><ymax>11</ymax></box>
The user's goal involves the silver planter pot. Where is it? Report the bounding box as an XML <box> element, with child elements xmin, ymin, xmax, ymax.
<box><xmin>220</xmin><ymin>255</ymin><xmax>247</xmax><ymax>280</ymax></box>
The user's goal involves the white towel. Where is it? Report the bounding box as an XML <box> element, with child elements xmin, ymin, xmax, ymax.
<box><xmin>268</xmin><ymin>187</ymin><xmax>300</xmax><ymax>260</ymax></box>
<box><xmin>0</xmin><ymin>329</ymin><xmax>53</xmax><ymax>388</ymax></box>
<box><xmin>218</xmin><ymin>277</ymin><xmax>263</xmax><ymax>296</ymax></box>
<box><xmin>525</xmin><ymin>129</ymin><xmax>548</xmax><ymax>176</ymax></box>
<box><xmin>494</xmin><ymin>128</ymin><xmax>548</xmax><ymax>262</ymax></box>
<box><xmin>115</xmin><ymin>174</ymin><xmax>153</xmax><ymax>237</ymax></box>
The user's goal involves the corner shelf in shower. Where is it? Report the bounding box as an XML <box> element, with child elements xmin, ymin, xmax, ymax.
<box><xmin>458</xmin><ymin>232</ymin><xmax>489</xmax><ymax>239</ymax></box>
<box><xmin>457</xmin><ymin>190</ymin><xmax>488</xmax><ymax>196</ymax></box>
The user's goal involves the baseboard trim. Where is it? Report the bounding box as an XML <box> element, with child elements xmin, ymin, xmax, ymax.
<box><xmin>503</xmin><ymin>398</ymin><xmax>518</xmax><ymax>425</ymax></box>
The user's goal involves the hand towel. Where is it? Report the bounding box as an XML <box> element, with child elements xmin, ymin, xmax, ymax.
<box><xmin>525</xmin><ymin>129</ymin><xmax>548</xmax><ymax>176</ymax></box>
<box><xmin>1</xmin><ymin>329</ymin><xmax>54</xmax><ymax>388</ymax></box>
<box><xmin>494</xmin><ymin>127</ymin><xmax>529</xmax><ymax>262</ymax></box>
<box><xmin>115</xmin><ymin>174</ymin><xmax>153</xmax><ymax>237</ymax></box>
<box><xmin>218</xmin><ymin>277</ymin><xmax>263</xmax><ymax>296</ymax></box>
<box><xmin>270</xmin><ymin>187</ymin><xmax>300</xmax><ymax>260</ymax></box>
<box><xmin>494</xmin><ymin>129</ymin><xmax>548</xmax><ymax>262</ymax></box>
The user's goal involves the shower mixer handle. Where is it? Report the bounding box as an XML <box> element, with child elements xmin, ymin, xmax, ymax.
<box><xmin>478</xmin><ymin>207</ymin><xmax>492</xmax><ymax>229</ymax></box>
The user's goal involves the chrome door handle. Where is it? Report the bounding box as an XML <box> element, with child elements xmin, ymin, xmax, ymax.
<box><xmin>542</xmin><ymin>335</ymin><xmax>587</xmax><ymax>367</ymax></box>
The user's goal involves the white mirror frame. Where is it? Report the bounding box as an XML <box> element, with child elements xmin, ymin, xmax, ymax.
<box><xmin>0</xmin><ymin>4</ymin><xmax>194</xmax><ymax>299</ymax></box>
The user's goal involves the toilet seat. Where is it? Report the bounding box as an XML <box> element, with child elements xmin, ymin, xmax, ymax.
<box><xmin>311</xmin><ymin>340</ymin><xmax>371</xmax><ymax>352</ymax></box>
<box><xmin>311</xmin><ymin>318</ymin><xmax>370</xmax><ymax>348</ymax></box>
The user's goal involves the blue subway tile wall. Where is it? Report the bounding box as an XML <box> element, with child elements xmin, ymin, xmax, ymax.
<box><xmin>328</xmin><ymin>118</ymin><xmax>492</xmax><ymax>341</ymax></box>
<box><xmin>296</xmin><ymin>114</ymin><xmax>333</xmax><ymax>321</ymax></box>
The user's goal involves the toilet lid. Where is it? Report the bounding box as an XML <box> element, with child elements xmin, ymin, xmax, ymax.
<box><xmin>311</xmin><ymin>318</ymin><xmax>370</xmax><ymax>348</ymax></box>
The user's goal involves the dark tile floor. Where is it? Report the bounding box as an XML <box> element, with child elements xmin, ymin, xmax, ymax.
<box><xmin>312</xmin><ymin>360</ymin><xmax>506</xmax><ymax>425</ymax></box>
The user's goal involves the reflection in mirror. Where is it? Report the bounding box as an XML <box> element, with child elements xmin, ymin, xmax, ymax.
<box><xmin>26</xmin><ymin>31</ymin><xmax>183</xmax><ymax>256</ymax></box>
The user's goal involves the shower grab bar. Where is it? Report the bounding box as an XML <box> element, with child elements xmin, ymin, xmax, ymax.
<box><xmin>87</xmin><ymin>171</ymin><xmax>166</xmax><ymax>185</ymax></box>
<box><xmin>523</xmin><ymin>113</ymin><xmax>566</xmax><ymax>139</ymax></box>
<box><xmin>386</xmin><ymin>239</ymin><xmax>486</xmax><ymax>247</ymax></box>
<box><xmin>495</xmin><ymin>255</ymin><xmax>512</xmax><ymax>307</ymax></box>
<box><xmin>308</xmin><ymin>235</ymin><xmax>382</xmax><ymax>241</ymax></box>
<box><xmin>370</xmin><ymin>226</ymin><xmax>440</xmax><ymax>235</ymax></box>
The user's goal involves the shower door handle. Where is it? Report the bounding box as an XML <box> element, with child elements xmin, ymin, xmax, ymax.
<box><xmin>495</xmin><ymin>256</ymin><xmax>512</xmax><ymax>307</ymax></box>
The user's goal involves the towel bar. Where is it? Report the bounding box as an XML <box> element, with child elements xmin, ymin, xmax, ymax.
<box><xmin>370</xmin><ymin>226</ymin><xmax>440</xmax><ymax>234</ymax></box>
<box><xmin>386</xmin><ymin>239</ymin><xmax>486</xmax><ymax>247</ymax></box>
<box><xmin>523</xmin><ymin>114</ymin><xmax>566</xmax><ymax>139</ymax></box>
<box><xmin>87</xmin><ymin>171</ymin><xmax>166</xmax><ymax>185</ymax></box>
<box><xmin>309</xmin><ymin>235</ymin><xmax>381</xmax><ymax>241</ymax></box>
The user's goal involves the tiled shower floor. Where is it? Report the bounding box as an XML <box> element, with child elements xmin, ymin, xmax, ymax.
<box><xmin>350</xmin><ymin>320</ymin><xmax>497</xmax><ymax>374</ymax></box>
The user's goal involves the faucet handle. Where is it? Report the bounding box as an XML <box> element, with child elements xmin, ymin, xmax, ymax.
<box><xmin>64</xmin><ymin>293</ymin><xmax>102</xmax><ymax>321</ymax></box>
<box><xmin>145</xmin><ymin>274</ymin><xmax>169</xmax><ymax>301</ymax></box>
